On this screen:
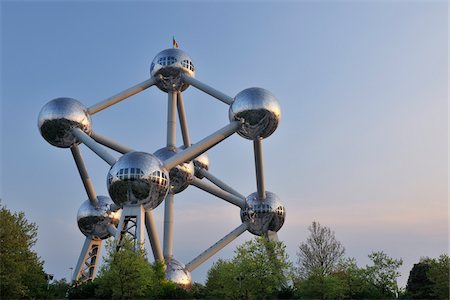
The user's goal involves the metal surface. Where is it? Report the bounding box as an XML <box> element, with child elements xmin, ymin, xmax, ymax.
<box><xmin>229</xmin><ymin>87</ymin><xmax>281</xmax><ymax>140</ymax></box>
<box><xmin>181</xmin><ymin>74</ymin><xmax>233</xmax><ymax>105</ymax></box>
<box><xmin>73</xmin><ymin>238</ymin><xmax>102</xmax><ymax>283</ymax></box>
<box><xmin>145</xmin><ymin>209</ymin><xmax>164</xmax><ymax>262</ymax></box>
<box><xmin>88</xmin><ymin>77</ymin><xmax>159</xmax><ymax>115</ymax></box>
<box><xmin>240</xmin><ymin>191</ymin><xmax>285</xmax><ymax>236</ymax></box>
<box><xmin>163</xmin><ymin>121</ymin><xmax>241</xmax><ymax>171</ymax></box>
<box><xmin>186</xmin><ymin>223</ymin><xmax>247</xmax><ymax>272</ymax></box>
<box><xmin>180</xmin><ymin>145</ymin><xmax>209</xmax><ymax>179</ymax></box>
<box><xmin>167</xmin><ymin>91</ymin><xmax>177</xmax><ymax>147</ymax></box>
<box><xmin>154</xmin><ymin>146</ymin><xmax>194</xmax><ymax>194</ymax></box>
<box><xmin>107</xmin><ymin>151</ymin><xmax>170</xmax><ymax>208</ymax></box>
<box><xmin>176</xmin><ymin>92</ymin><xmax>191</xmax><ymax>147</ymax></box>
<box><xmin>70</xmin><ymin>145</ymin><xmax>98</xmax><ymax>206</ymax></box>
<box><xmin>90</xmin><ymin>131</ymin><xmax>134</xmax><ymax>154</ymax></box>
<box><xmin>199</xmin><ymin>169</ymin><xmax>245</xmax><ymax>200</ymax></box>
<box><xmin>77</xmin><ymin>196</ymin><xmax>121</xmax><ymax>240</ymax></box>
<box><xmin>114</xmin><ymin>205</ymin><xmax>146</xmax><ymax>251</ymax></box>
<box><xmin>150</xmin><ymin>48</ymin><xmax>195</xmax><ymax>92</ymax></box>
<box><xmin>38</xmin><ymin>97</ymin><xmax>92</xmax><ymax>148</ymax></box>
<box><xmin>165</xmin><ymin>258</ymin><xmax>192</xmax><ymax>288</ymax></box>
<box><xmin>71</xmin><ymin>128</ymin><xmax>117</xmax><ymax>166</ymax></box>
<box><xmin>191</xmin><ymin>177</ymin><xmax>245</xmax><ymax>208</ymax></box>
<box><xmin>163</xmin><ymin>193</ymin><xmax>174</xmax><ymax>260</ymax></box>
<box><xmin>253</xmin><ymin>139</ymin><xmax>266</xmax><ymax>200</ymax></box>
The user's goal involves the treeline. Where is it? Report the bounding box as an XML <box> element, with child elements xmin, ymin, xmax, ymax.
<box><xmin>1</xmin><ymin>203</ymin><xmax>448</xmax><ymax>299</ymax></box>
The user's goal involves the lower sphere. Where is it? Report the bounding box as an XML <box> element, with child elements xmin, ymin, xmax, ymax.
<box><xmin>240</xmin><ymin>191</ymin><xmax>285</xmax><ymax>236</ymax></box>
<box><xmin>165</xmin><ymin>258</ymin><xmax>192</xmax><ymax>289</ymax></box>
<box><xmin>107</xmin><ymin>151</ymin><xmax>170</xmax><ymax>209</ymax></box>
<box><xmin>77</xmin><ymin>196</ymin><xmax>121</xmax><ymax>240</ymax></box>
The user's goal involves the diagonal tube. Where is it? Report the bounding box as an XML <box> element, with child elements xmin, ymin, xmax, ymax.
<box><xmin>71</xmin><ymin>128</ymin><xmax>117</xmax><ymax>166</ymax></box>
<box><xmin>198</xmin><ymin>169</ymin><xmax>246</xmax><ymax>200</ymax></box>
<box><xmin>70</xmin><ymin>145</ymin><xmax>98</xmax><ymax>207</ymax></box>
<box><xmin>176</xmin><ymin>92</ymin><xmax>191</xmax><ymax>147</ymax></box>
<box><xmin>90</xmin><ymin>131</ymin><xmax>134</xmax><ymax>154</ymax></box>
<box><xmin>145</xmin><ymin>209</ymin><xmax>164</xmax><ymax>262</ymax></box>
<box><xmin>180</xmin><ymin>74</ymin><xmax>234</xmax><ymax>105</ymax></box>
<box><xmin>185</xmin><ymin>223</ymin><xmax>248</xmax><ymax>272</ymax></box>
<box><xmin>87</xmin><ymin>76</ymin><xmax>160</xmax><ymax>115</ymax></box>
<box><xmin>162</xmin><ymin>121</ymin><xmax>241</xmax><ymax>171</ymax></box>
<box><xmin>253</xmin><ymin>138</ymin><xmax>266</xmax><ymax>200</ymax></box>
<box><xmin>191</xmin><ymin>177</ymin><xmax>245</xmax><ymax>208</ymax></box>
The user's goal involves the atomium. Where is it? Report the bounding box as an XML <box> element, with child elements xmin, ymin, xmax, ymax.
<box><xmin>39</xmin><ymin>44</ymin><xmax>285</xmax><ymax>287</ymax></box>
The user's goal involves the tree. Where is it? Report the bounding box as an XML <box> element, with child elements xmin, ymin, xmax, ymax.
<box><xmin>0</xmin><ymin>201</ymin><xmax>47</xmax><ymax>299</ymax></box>
<box><xmin>365</xmin><ymin>251</ymin><xmax>402</xmax><ymax>298</ymax></box>
<box><xmin>205</xmin><ymin>237</ymin><xmax>293</xmax><ymax>299</ymax></box>
<box><xmin>94</xmin><ymin>237</ymin><xmax>158</xmax><ymax>299</ymax></box>
<box><xmin>405</xmin><ymin>258</ymin><xmax>434</xmax><ymax>299</ymax></box>
<box><xmin>297</xmin><ymin>221</ymin><xmax>345</xmax><ymax>279</ymax></box>
<box><xmin>427</xmin><ymin>254</ymin><xmax>449</xmax><ymax>300</ymax></box>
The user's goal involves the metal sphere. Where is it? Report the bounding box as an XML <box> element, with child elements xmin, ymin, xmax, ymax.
<box><xmin>229</xmin><ymin>88</ymin><xmax>281</xmax><ymax>140</ymax></box>
<box><xmin>154</xmin><ymin>146</ymin><xmax>194</xmax><ymax>194</ymax></box>
<box><xmin>180</xmin><ymin>145</ymin><xmax>210</xmax><ymax>179</ymax></box>
<box><xmin>150</xmin><ymin>48</ymin><xmax>195</xmax><ymax>92</ymax></box>
<box><xmin>107</xmin><ymin>151</ymin><xmax>170</xmax><ymax>209</ymax></box>
<box><xmin>240</xmin><ymin>191</ymin><xmax>285</xmax><ymax>236</ymax></box>
<box><xmin>38</xmin><ymin>97</ymin><xmax>92</xmax><ymax>148</ymax></box>
<box><xmin>77</xmin><ymin>196</ymin><xmax>121</xmax><ymax>240</ymax></box>
<box><xmin>165</xmin><ymin>258</ymin><xmax>192</xmax><ymax>289</ymax></box>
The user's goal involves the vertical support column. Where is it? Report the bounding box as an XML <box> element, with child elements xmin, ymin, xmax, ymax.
<box><xmin>72</xmin><ymin>237</ymin><xmax>102</xmax><ymax>283</ymax></box>
<box><xmin>167</xmin><ymin>91</ymin><xmax>177</xmax><ymax>148</ymax></box>
<box><xmin>114</xmin><ymin>204</ymin><xmax>146</xmax><ymax>250</ymax></box>
<box><xmin>163</xmin><ymin>193</ymin><xmax>174</xmax><ymax>260</ymax></box>
<box><xmin>253</xmin><ymin>138</ymin><xmax>266</xmax><ymax>200</ymax></box>
<box><xmin>145</xmin><ymin>209</ymin><xmax>164</xmax><ymax>262</ymax></box>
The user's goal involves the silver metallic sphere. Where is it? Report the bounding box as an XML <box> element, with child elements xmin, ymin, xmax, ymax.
<box><xmin>165</xmin><ymin>258</ymin><xmax>192</xmax><ymax>289</ymax></box>
<box><xmin>38</xmin><ymin>97</ymin><xmax>92</xmax><ymax>148</ymax></box>
<box><xmin>241</xmin><ymin>191</ymin><xmax>285</xmax><ymax>236</ymax></box>
<box><xmin>150</xmin><ymin>48</ymin><xmax>195</xmax><ymax>92</ymax></box>
<box><xmin>154</xmin><ymin>146</ymin><xmax>194</xmax><ymax>194</ymax></box>
<box><xmin>107</xmin><ymin>151</ymin><xmax>170</xmax><ymax>209</ymax></box>
<box><xmin>180</xmin><ymin>145</ymin><xmax>210</xmax><ymax>179</ymax></box>
<box><xmin>77</xmin><ymin>196</ymin><xmax>121</xmax><ymax>240</ymax></box>
<box><xmin>229</xmin><ymin>88</ymin><xmax>281</xmax><ymax>140</ymax></box>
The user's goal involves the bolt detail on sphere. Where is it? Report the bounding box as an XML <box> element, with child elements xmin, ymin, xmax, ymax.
<box><xmin>38</xmin><ymin>97</ymin><xmax>92</xmax><ymax>148</ymax></box>
<box><xmin>39</xmin><ymin>45</ymin><xmax>284</xmax><ymax>288</ymax></box>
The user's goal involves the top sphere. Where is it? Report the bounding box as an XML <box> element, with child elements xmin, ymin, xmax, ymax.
<box><xmin>38</xmin><ymin>98</ymin><xmax>92</xmax><ymax>148</ymax></box>
<box><xmin>107</xmin><ymin>151</ymin><xmax>170</xmax><ymax>209</ymax></box>
<box><xmin>229</xmin><ymin>88</ymin><xmax>281</xmax><ymax>140</ymax></box>
<box><xmin>150</xmin><ymin>48</ymin><xmax>195</xmax><ymax>92</ymax></box>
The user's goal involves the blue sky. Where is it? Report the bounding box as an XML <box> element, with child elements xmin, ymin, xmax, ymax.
<box><xmin>1</xmin><ymin>1</ymin><xmax>447</xmax><ymax>287</ymax></box>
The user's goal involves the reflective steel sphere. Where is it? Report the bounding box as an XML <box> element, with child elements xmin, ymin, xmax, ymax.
<box><xmin>107</xmin><ymin>151</ymin><xmax>170</xmax><ymax>209</ymax></box>
<box><xmin>77</xmin><ymin>196</ymin><xmax>121</xmax><ymax>240</ymax></box>
<box><xmin>150</xmin><ymin>48</ymin><xmax>195</xmax><ymax>92</ymax></box>
<box><xmin>154</xmin><ymin>146</ymin><xmax>194</xmax><ymax>194</ymax></box>
<box><xmin>180</xmin><ymin>145</ymin><xmax>210</xmax><ymax>179</ymax></box>
<box><xmin>38</xmin><ymin>97</ymin><xmax>92</xmax><ymax>148</ymax></box>
<box><xmin>229</xmin><ymin>88</ymin><xmax>281</xmax><ymax>140</ymax></box>
<box><xmin>241</xmin><ymin>191</ymin><xmax>285</xmax><ymax>236</ymax></box>
<box><xmin>165</xmin><ymin>258</ymin><xmax>192</xmax><ymax>289</ymax></box>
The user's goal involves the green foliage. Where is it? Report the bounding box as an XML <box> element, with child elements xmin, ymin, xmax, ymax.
<box><xmin>47</xmin><ymin>278</ymin><xmax>71</xmax><ymax>299</ymax></box>
<box><xmin>426</xmin><ymin>254</ymin><xmax>449</xmax><ymax>299</ymax></box>
<box><xmin>365</xmin><ymin>251</ymin><xmax>403</xmax><ymax>298</ymax></box>
<box><xmin>405</xmin><ymin>258</ymin><xmax>434</xmax><ymax>299</ymax></box>
<box><xmin>205</xmin><ymin>237</ymin><xmax>293</xmax><ymax>299</ymax></box>
<box><xmin>297</xmin><ymin>221</ymin><xmax>345</xmax><ymax>279</ymax></box>
<box><xmin>0</xmin><ymin>201</ymin><xmax>47</xmax><ymax>299</ymax></box>
<box><xmin>95</xmin><ymin>237</ymin><xmax>158</xmax><ymax>299</ymax></box>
